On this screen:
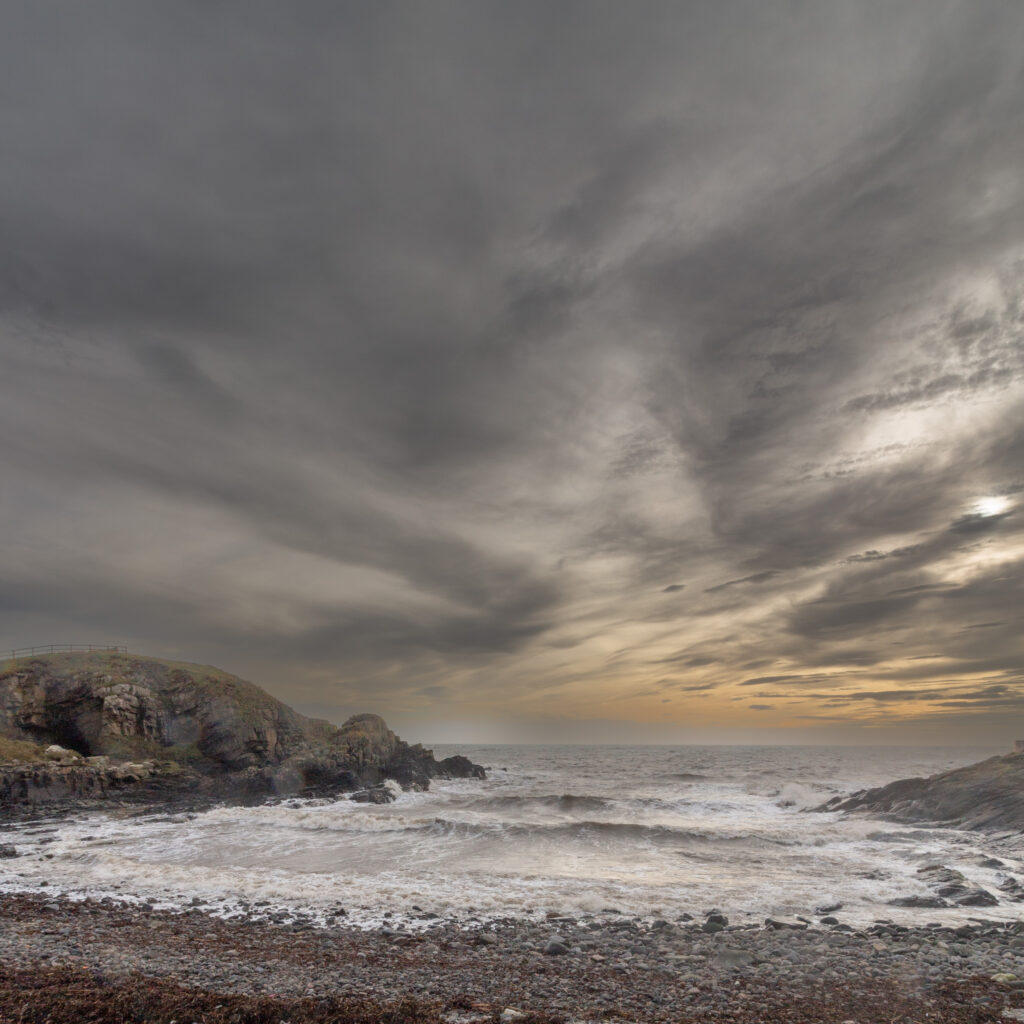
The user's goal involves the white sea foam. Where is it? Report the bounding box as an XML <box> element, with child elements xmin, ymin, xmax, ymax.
<box><xmin>0</xmin><ymin>743</ymin><xmax>1019</xmax><ymax>929</ymax></box>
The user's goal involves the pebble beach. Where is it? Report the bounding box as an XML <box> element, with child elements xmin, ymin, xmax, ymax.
<box><xmin>2</xmin><ymin>892</ymin><xmax>1024</xmax><ymax>1023</ymax></box>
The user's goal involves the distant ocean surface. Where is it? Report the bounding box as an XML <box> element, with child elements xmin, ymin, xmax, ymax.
<box><xmin>2</xmin><ymin>744</ymin><xmax>1020</xmax><ymax>928</ymax></box>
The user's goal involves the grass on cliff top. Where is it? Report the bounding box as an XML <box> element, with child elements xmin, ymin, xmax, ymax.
<box><xmin>1</xmin><ymin>650</ymin><xmax>242</xmax><ymax>685</ymax></box>
<box><xmin>0</xmin><ymin>737</ymin><xmax>49</xmax><ymax>764</ymax></box>
<box><xmin>1</xmin><ymin>650</ymin><xmax>264</xmax><ymax>696</ymax></box>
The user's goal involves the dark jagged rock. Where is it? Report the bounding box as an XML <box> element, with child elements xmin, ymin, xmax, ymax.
<box><xmin>0</xmin><ymin>652</ymin><xmax>484</xmax><ymax>813</ymax></box>
<box><xmin>436</xmin><ymin>754</ymin><xmax>487</xmax><ymax>780</ymax></box>
<box><xmin>820</xmin><ymin>751</ymin><xmax>1024</xmax><ymax>832</ymax></box>
<box><xmin>917</xmin><ymin>865</ymin><xmax>1000</xmax><ymax>907</ymax></box>
<box><xmin>887</xmin><ymin>895</ymin><xmax>949</xmax><ymax>908</ymax></box>
<box><xmin>349</xmin><ymin>785</ymin><xmax>396</xmax><ymax>804</ymax></box>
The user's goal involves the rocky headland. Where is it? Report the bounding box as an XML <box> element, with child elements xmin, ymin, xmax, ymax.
<box><xmin>0</xmin><ymin>651</ymin><xmax>483</xmax><ymax>814</ymax></box>
<box><xmin>821</xmin><ymin>751</ymin><xmax>1024</xmax><ymax>833</ymax></box>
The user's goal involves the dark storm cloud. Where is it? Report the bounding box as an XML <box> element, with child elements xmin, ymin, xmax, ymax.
<box><xmin>739</xmin><ymin>674</ymin><xmax>841</xmax><ymax>687</ymax></box>
<box><xmin>885</xmin><ymin>583</ymin><xmax>954</xmax><ymax>597</ymax></box>
<box><xmin>704</xmin><ymin>572</ymin><xmax>782</xmax><ymax>594</ymax></box>
<box><xmin>843</xmin><ymin>547</ymin><xmax>921</xmax><ymax>565</ymax></box>
<box><xmin>949</xmin><ymin>511</ymin><xmax>1016</xmax><ymax>534</ymax></box>
<box><xmin>2</xmin><ymin>1</ymin><xmax>1023</xmax><ymax>739</ymax></box>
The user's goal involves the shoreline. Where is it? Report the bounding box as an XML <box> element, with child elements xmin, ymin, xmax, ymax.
<box><xmin>3</xmin><ymin>803</ymin><xmax>1024</xmax><ymax>934</ymax></box>
<box><xmin>1</xmin><ymin>892</ymin><xmax>1023</xmax><ymax>1023</ymax></box>
<box><xmin>3</xmin><ymin>824</ymin><xmax>1024</xmax><ymax>934</ymax></box>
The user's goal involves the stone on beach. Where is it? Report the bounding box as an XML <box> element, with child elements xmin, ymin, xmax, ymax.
<box><xmin>542</xmin><ymin>936</ymin><xmax>570</xmax><ymax>955</ymax></box>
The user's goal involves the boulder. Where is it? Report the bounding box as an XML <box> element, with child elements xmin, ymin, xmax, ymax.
<box><xmin>918</xmin><ymin>864</ymin><xmax>998</xmax><ymax>906</ymax></box>
<box><xmin>44</xmin><ymin>744</ymin><xmax>80</xmax><ymax>761</ymax></box>
<box><xmin>888</xmin><ymin>895</ymin><xmax>949</xmax><ymax>908</ymax></box>
<box><xmin>437</xmin><ymin>754</ymin><xmax>487</xmax><ymax>780</ymax></box>
<box><xmin>543</xmin><ymin>936</ymin><xmax>570</xmax><ymax>955</ymax></box>
<box><xmin>350</xmin><ymin>785</ymin><xmax>395</xmax><ymax>804</ymax></box>
<box><xmin>714</xmin><ymin>948</ymin><xmax>754</xmax><ymax>970</ymax></box>
<box><xmin>815</xmin><ymin>901</ymin><xmax>843</xmax><ymax>914</ymax></box>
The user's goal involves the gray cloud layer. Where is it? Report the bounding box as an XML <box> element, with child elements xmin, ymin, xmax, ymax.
<box><xmin>2</xmin><ymin>1</ymin><xmax>1023</xmax><ymax>742</ymax></box>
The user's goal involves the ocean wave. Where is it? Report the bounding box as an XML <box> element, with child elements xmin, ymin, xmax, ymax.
<box><xmin>464</xmin><ymin>793</ymin><xmax>613</xmax><ymax>813</ymax></box>
<box><xmin>141</xmin><ymin>808</ymin><xmax>787</xmax><ymax>845</ymax></box>
<box><xmin>172</xmin><ymin>791</ymin><xmax>770</xmax><ymax>839</ymax></box>
<box><xmin>459</xmin><ymin>791</ymin><xmax>740</xmax><ymax>818</ymax></box>
<box><xmin>774</xmin><ymin>782</ymin><xmax>830</xmax><ymax>810</ymax></box>
<box><xmin>414</xmin><ymin>817</ymin><xmax>787</xmax><ymax>846</ymax></box>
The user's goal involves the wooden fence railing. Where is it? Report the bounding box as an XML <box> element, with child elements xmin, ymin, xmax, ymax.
<box><xmin>6</xmin><ymin>644</ymin><xmax>127</xmax><ymax>660</ymax></box>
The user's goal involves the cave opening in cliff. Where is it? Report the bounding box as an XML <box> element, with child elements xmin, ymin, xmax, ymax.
<box><xmin>37</xmin><ymin>700</ymin><xmax>105</xmax><ymax>758</ymax></box>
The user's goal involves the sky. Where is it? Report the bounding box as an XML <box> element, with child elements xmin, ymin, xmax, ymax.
<box><xmin>1</xmin><ymin>2</ymin><xmax>1023</xmax><ymax>746</ymax></box>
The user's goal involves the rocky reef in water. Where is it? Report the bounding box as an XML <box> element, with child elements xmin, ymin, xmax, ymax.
<box><xmin>0</xmin><ymin>652</ymin><xmax>483</xmax><ymax>814</ymax></box>
<box><xmin>820</xmin><ymin>751</ymin><xmax>1024</xmax><ymax>832</ymax></box>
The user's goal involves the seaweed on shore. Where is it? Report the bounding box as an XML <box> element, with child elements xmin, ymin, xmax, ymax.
<box><xmin>0</xmin><ymin>966</ymin><xmax>449</xmax><ymax>1024</ymax></box>
<box><xmin>0</xmin><ymin>964</ymin><xmax>1014</xmax><ymax>1024</ymax></box>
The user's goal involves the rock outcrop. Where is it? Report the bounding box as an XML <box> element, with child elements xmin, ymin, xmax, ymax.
<box><xmin>0</xmin><ymin>653</ymin><xmax>328</xmax><ymax>768</ymax></box>
<box><xmin>0</xmin><ymin>652</ymin><xmax>484</xmax><ymax>813</ymax></box>
<box><xmin>821</xmin><ymin>752</ymin><xmax>1024</xmax><ymax>831</ymax></box>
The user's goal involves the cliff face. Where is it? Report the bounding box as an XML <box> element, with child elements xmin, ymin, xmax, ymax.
<box><xmin>0</xmin><ymin>652</ymin><xmax>483</xmax><ymax>812</ymax></box>
<box><xmin>821</xmin><ymin>752</ymin><xmax>1024</xmax><ymax>831</ymax></box>
<box><xmin>0</xmin><ymin>652</ymin><xmax>327</xmax><ymax>769</ymax></box>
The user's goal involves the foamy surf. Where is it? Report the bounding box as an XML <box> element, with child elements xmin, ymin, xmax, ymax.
<box><xmin>0</xmin><ymin>743</ymin><xmax>1020</xmax><ymax>930</ymax></box>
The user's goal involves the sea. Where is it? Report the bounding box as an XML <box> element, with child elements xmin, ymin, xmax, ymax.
<box><xmin>2</xmin><ymin>744</ymin><xmax>1021</xmax><ymax>929</ymax></box>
